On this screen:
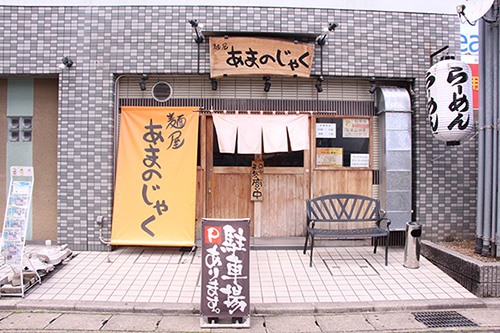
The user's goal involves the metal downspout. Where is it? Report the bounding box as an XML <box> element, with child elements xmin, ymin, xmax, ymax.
<box><xmin>492</xmin><ymin>12</ymin><xmax>499</xmax><ymax>256</ymax></box>
<box><xmin>476</xmin><ymin>19</ymin><xmax>486</xmax><ymax>253</ymax></box>
<box><xmin>483</xmin><ymin>14</ymin><xmax>494</xmax><ymax>255</ymax></box>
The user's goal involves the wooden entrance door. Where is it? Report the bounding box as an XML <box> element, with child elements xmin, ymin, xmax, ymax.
<box><xmin>205</xmin><ymin>116</ymin><xmax>309</xmax><ymax>237</ymax></box>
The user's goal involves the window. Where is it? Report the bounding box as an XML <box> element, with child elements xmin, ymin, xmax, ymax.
<box><xmin>315</xmin><ymin>117</ymin><xmax>371</xmax><ymax>168</ymax></box>
<box><xmin>7</xmin><ymin>117</ymin><xmax>32</xmax><ymax>142</ymax></box>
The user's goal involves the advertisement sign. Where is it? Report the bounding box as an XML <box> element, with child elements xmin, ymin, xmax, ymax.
<box><xmin>201</xmin><ymin>218</ymin><xmax>250</xmax><ymax>328</ymax></box>
<box><xmin>461</xmin><ymin>21</ymin><xmax>479</xmax><ymax>110</ymax></box>
<box><xmin>426</xmin><ymin>60</ymin><xmax>474</xmax><ymax>144</ymax></box>
<box><xmin>343</xmin><ymin>118</ymin><xmax>370</xmax><ymax>138</ymax></box>
<box><xmin>111</xmin><ymin>107</ymin><xmax>199</xmax><ymax>246</ymax></box>
<box><xmin>210</xmin><ymin>36</ymin><xmax>314</xmax><ymax>78</ymax></box>
<box><xmin>2</xmin><ymin>167</ymin><xmax>33</xmax><ymax>266</ymax></box>
<box><xmin>469</xmin><ymin>63</ymin><xmax>479</xmax><ymax>110</ymax></box>
<box><xmin>316</xmin><ymin>147</ymin><xmax>343</xmax><ymax>167</ymax></box>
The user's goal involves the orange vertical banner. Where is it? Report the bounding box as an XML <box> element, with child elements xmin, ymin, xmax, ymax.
<box><xmin>111</xmin><ymin>107</ymin><xmax>199</xmax><ymax>246</ymax></box>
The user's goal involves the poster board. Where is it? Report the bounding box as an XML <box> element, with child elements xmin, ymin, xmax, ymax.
<box><xmin>1</xmin><ymin>166</ymin><xmax>37</xmax><ymax>297</ymax></box>
<box><xmin>2</xmin><ymin>167</ymin><xmax>33</xmax><ymax>266</ymax></box>
<box><xmin>201</xmin><ymin>218</ymin><xmax>250</xmax><ymax>328</ymax></box>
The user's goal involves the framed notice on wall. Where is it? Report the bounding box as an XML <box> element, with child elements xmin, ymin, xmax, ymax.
<box><xmin>316</xmin><ymin>148</ymin><xmax>343</xmax><ymax>167</ymax></box>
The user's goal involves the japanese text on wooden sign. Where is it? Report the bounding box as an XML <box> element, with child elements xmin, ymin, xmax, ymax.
<box><xmin>210</xmin><ymin>36</ymin><xmax>314</xmax><ymax>78</ymax></box>
<box><xmin>201</xmin><ymin>218</ymin><xmax>250</xmax><ymax>319</ymax></box>
<box><xmin>111</xmin><ymin>107</ymin><xmax>199</xmax><ymax>247</ymax></box>
<box><xmin>251</xmin><ymin>161</ymin><xmax>264</xmax><ymax>201</ymax></box>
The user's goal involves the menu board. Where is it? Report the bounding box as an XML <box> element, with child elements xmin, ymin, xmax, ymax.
<box><xmin>2</xmin><ymin>167</ymin><xmax>33</xmax><ymax>266</ymax></box>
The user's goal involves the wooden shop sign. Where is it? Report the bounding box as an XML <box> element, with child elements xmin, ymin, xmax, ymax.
<box><xmin>210</xmin><ymin>36</ymin><xmax>314</xmax><ymax>78</ymax></box>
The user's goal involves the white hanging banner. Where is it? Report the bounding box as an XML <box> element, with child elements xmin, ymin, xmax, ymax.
<box><xmin>213</xmin><ymin>114</ymin><xmax>309</xmax><ymax>153</ymax></box>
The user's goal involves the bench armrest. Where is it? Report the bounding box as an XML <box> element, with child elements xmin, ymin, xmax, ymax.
<box><xmin>306</xmin><ymin>216</ymin><xmax>316</xmax><ymax>229</ymax></box>
<box><xmin>377</xmin><ymin>217</ymin><xmax>391</xmax><ymax>230</ymax></box>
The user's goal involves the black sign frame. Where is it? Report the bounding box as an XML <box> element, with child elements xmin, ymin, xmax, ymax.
<box><xmin>200</xmin><ymin>218</ymin><xmax>251</xmax><ymax>328</ymax></box>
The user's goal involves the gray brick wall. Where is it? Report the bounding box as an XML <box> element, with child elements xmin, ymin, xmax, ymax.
<box><xmin>0</xmin><ymin>6</ymin><xmax>475</xmax><ymax>250</ymax></box>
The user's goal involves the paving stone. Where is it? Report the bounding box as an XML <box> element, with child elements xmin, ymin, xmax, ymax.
<box><xmin>0</xmin><ymin>312</ymin><xmax>12</xmax><ymax>320</ymax></box>
<box><xmin>0</xmin><ymin>312</ymin><xmax>60</xmax><ymax>330</ymax></box>
<box><xmin>157</xmin><ymin>315</ymin><xmax>210</xmax><ymax>332</ymax></box>
<box><xmin>264</xmin><ymin>315</ymin><xmax>321</xmax><ymax>332</ymax></box>
<box><xmin>45</xmin><ymin>313</ymin><xmax>111</xmax><ymax>331</ymax></box>
<box><xmin>102</xmin><ymin>314</ymin><xmax>162</xmax><ymax>331</ymax></box>
<box><xmin>315</xmin><ymin>314</ymin><xmax>375</xmax><ymax>332</ymax></box>
<box><xmin>210</xmin><ymin>316</ymin><xmax>266</xmax><ymax>333</ymax></box>
<box><xmin>364</xmin><ymin>312</ymin><xmax>427</xmax><ymax>330</ymax></box>
<box><xmin>457</xmin><ymin>309</ymin><xmax>500</xmax><ymax>327</ymax></box>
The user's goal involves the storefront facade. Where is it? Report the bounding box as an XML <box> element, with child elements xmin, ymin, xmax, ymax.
<box><xmin>0</xmin><ymin>5</ymin><xmax>477</xmax><ymax>250</ymax></box>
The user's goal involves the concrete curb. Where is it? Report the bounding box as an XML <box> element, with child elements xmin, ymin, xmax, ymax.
<box><xmin>255</xmin><ymin>298</ymin><xmax>488</xmax><ymax>315</ymax></box>
<box><xmin>0</xmin><ymin>298</ymin><xmax>493</xmax><ymax>315</ymax></box>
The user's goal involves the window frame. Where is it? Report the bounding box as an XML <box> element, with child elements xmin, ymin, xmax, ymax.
<box><xmin>313</xmin><ymin>115</ymin><xmax>373</xmax><ymax>170</ymax></box>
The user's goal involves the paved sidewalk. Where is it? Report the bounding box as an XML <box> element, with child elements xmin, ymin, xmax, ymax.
<box><xmin>0</xmin><ymin>245</ymin><xmax>497</xmax><ymax>332</ymax></box>
<box><xmin>0</xmin><ymin>302</ymin><xmax>499</xmax><ymax>332</ymax></box>
<box><xmin>5</xmin><ymin>246</ymin><xmax>474</xmax><ymax>304</ymax></box>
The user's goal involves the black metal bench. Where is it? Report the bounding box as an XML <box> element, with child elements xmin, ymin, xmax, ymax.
<box><xmin>303</xmin><ymin>194</ymin><xmax>391</xmax><ymax>267</ymax></box>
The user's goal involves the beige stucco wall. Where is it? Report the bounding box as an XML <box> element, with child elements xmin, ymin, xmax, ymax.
<box><xmin>32</xmin><ymin>78</ymin><xmax>58</xmax><ymax>241</ymax></box>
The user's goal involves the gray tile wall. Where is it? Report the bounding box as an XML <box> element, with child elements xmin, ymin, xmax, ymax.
<box><xmin>0</xmin><ymin>6</ymin><xmax>475</xmax><ymax>250</ymax></box>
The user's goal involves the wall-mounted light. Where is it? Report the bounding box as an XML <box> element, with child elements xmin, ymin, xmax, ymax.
<box><xmin>263</xmin><ymin>76</ymin><xmax>271</xmax><ymax>92</ymax></box>
<box><xmin>140</xmin><ymin>74</ymin><xmax>149</xmax><ymax>91</ymax></box>
<box><xmin>58</xmin><ymin>56</ymin><xmax>73</xmax><ymax>69</ymax></box>
<box><xmin>316</xmin><ymin>22</ymin><xmax>339</xmax><ymax>46</ymax></box>
<box><xmin>211</xmin><ymin>78</ymin><xmax>218</xmax><ymax>91</ymax></box>
<box><xmin>369</xmin><ymin>77</ymin><xmax>377</xmax><ymax>94</ymax></box>
<box><xmin>315</xmin><ymin>76</ymin><xmax>324</xmax><ymax>93</ymax></box>
<box><xmin>189</xmin><ymin>19</ymin><xmax>204</xmax><ymax>43</ymax></box>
